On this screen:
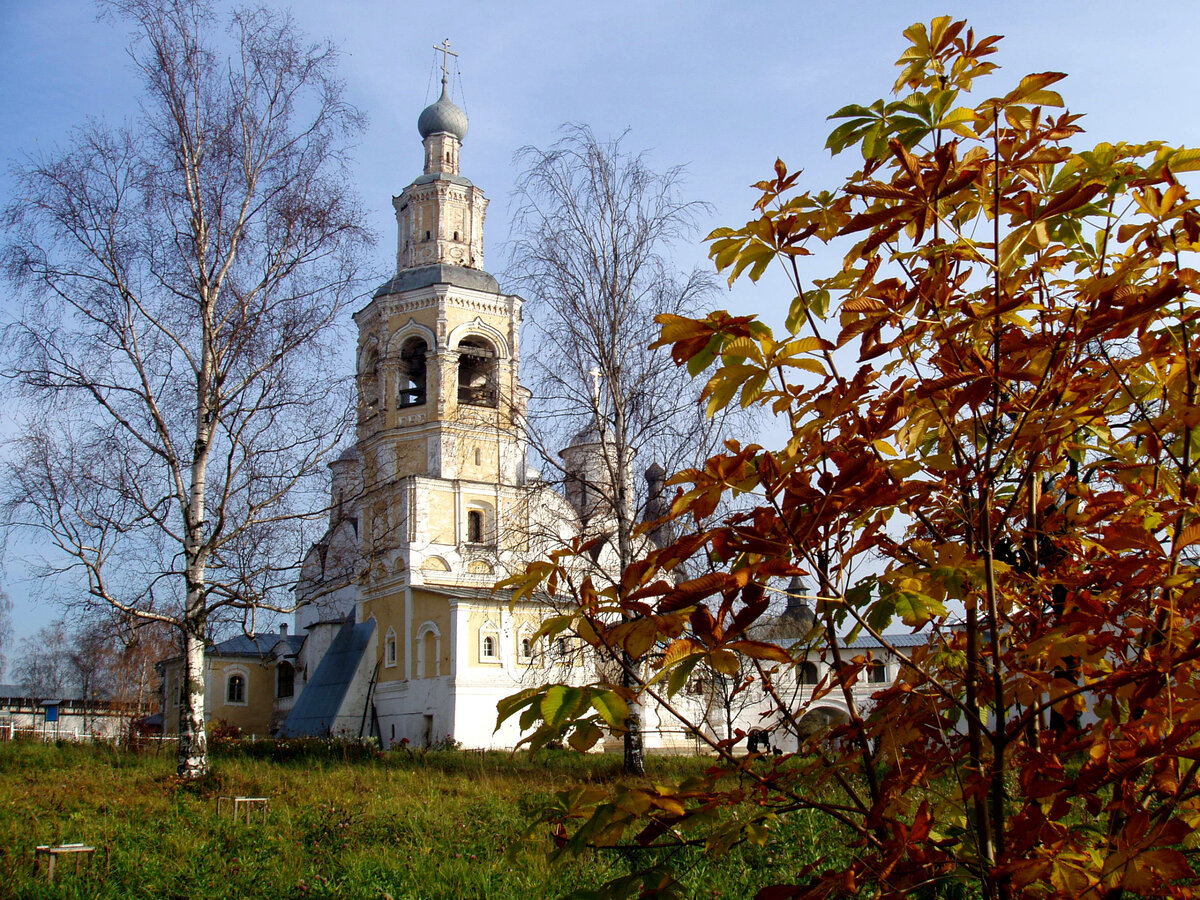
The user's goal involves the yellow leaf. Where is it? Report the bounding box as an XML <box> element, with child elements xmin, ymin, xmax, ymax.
<box><xmin>708</xmin><ymin>649</ymin><xmax>741</xmax><ymax>675</ymax></box>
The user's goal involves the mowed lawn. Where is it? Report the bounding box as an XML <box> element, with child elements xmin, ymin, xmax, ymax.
<box><xmin>0</xmin><ymin>740</ymin><xmax>840</xmax><ymax>899</ymax></box>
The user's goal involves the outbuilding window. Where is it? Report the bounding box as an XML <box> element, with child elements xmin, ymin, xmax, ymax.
<box><xmin>276</xmin><ymin>663</ymin><xmax>295</xmax><ymax>699</ymax></box>
<box><xmin>226</xmin><ymin>673</ymin><xmax>246</xmax><ymax>705</ymax></box>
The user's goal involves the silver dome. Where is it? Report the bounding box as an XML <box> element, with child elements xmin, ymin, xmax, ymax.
<box><xmin>417</xmin><ymin>84</ymin><xmax>469</xmax><ymax>141</ymax></box>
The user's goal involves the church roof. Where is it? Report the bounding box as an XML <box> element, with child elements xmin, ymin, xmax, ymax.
<box><xmin>410</xmin><ymin>172</ymin><xmax>475</xmax><ymax>188</ymax></box>
<box><xmin>417</xmin><ymin>83</ymin><xmax>469</xmax><ymax>141</ymax></box>
<box><xmin>277</xmin><ymin>619</ymin><xmax>376</xmax><ymax>738</ymax></box>
<box><xmin>373</xmin><ymin>264</ymin><xmax>500</xmax><ymax>298</ymax></box>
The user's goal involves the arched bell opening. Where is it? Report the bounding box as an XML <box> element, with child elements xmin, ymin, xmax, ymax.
<box><xmin>397</xmin><ymin>337</ymin><xmax>428</xmax><ymax>408</ymax></box>
<box><xmin>457</xmin><ymin>337</ymin><xmax>498</xmax><ymax>408</ymax></box>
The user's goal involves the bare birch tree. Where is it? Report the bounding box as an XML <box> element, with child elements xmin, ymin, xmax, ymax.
<box><xmin>0</xmin><ymin>586</ymin><xmax>11</xmax><ymax>682</ymax></box>
<box><xmin>508</xmin><ymin>125</ymin><xmax>728</xmax><ymax>775</ymax></box>
<box><xmin>2</xmin><ymin>0</ymin><xmax>369</xmax><ymax>777</ymax></box>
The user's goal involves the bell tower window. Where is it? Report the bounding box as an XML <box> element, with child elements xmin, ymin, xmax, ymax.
<box><xmin>457</xmin><ymin>337</ymin><xmax>498</xmax><ymax>408</ymax></box>
<box><xmin>359</xmin><ymin>347</ymin><xmax>380</xmax><ymax>410</ymax></box>
<box><xmin>397</xmin><ymin>337</ymin><xmax>428</xmax><ymax>408</ymax></box>
<box><xmin>467</xmin><ymin>509</ymin><xmax>483</xmax><ymax>544</ymax></box>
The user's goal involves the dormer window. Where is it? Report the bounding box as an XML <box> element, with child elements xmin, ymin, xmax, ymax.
<box><xmin>397</xmin><ymin>337</ymin><xmax>427</xmax><ymax>408</ymax></box>
<box><xmin>457</xmin><ymin>337</ymin><xmax>497</xmax><ymax>408</ymax></box>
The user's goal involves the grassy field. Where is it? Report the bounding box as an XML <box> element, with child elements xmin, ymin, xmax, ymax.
<box><xmin>0</xmin><ymin>739</ymin><xmax>842</xmax><ymax>899</ymax></box>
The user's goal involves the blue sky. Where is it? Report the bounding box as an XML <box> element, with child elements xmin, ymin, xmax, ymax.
<box><xmin>2</xmin><ymin>0</ymin><xmax>1198</xmax><ymax>656</ymax></box>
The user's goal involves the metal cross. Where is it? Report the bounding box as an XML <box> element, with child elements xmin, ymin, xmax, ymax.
<box><xmin>433</xmin><ymin>39</ymin><xmax>458</xmax><ymax>81</ymax></box>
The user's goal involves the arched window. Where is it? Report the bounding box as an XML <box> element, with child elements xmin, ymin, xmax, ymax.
<box><xmin>457</xmin><ymin>337</ymin><xmax>497</xmax><ymax>408</ymax></box>
<box><xmin>478</xmin><ymin>622</ymin><xmax>500</xmax><ymax>664</ymax></box>
<box><xmin>276</xmin><ymin>663</ymin><xmax>295</xmax><ymax>699</ymax></box>
<box><xmin>226</xmin><ymin>673</ymin><xmax>246</xmax><ymax>705</ymax></box>
<box><xmin>467</xmin><ymin>510</ymin><xmax>483</xmax><ymax>544</ymax></box>
<box><xmin>397</xmin><ymin>337</ymin><xmax>427</xmax><ymax>408</ymax></box>
<box><xmin>799</xmin><ymin>662</ymin><xmax>819</xmax><ymax>685</ymax></box>
<box><xmin>868</xmin><ymin>660</ymin><xmax>888</xmax><ymax>684</ymax></box>
<box><xmin>385</xmin><ymin>628</ymin><xmax>398</xmax><ymax>668</ymax></box>
<box><xmin>517</xmin><ymin>627</ymin><xmax>535</xmax><ymax>663</ymax></box>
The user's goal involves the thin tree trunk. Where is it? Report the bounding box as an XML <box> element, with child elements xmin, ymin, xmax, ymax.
<box><xmin>614</xmin><ymin>403</ymin><xmax>645</xmax><ymax>777</ymax></box>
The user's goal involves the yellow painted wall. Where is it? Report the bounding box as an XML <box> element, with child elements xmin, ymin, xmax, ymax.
<box><xmin>467</xmin><ymin>605</ymin><xmax>504</xmax><ymax>669</ymax></box>
<box><xmin>366</xmin><ymin>590</ymin><xmax>406</xmax><ymax>682</ymax></box>
<box><xmin>394</xmin><ymin>438</ymin><xmax>427</xmax><ymax>476</ymax></box>
<box><xmin>412</xmin><ymin>591</ymin><xmax>450</xmax><ymax>677</ymax></box>
<box><xmin>162</xmin><ymin>656</ymin><xmax>278</xmax><ymax>737</ymax></box>
<box><xmin>207</xmin><ymin>658</ymin><xmax>275</xmax><ymax>736</ymax></box>
<box><xmin>427</xmin><ymin>489</ymin><xmax>456</xmax><ymax>544</ymax></box>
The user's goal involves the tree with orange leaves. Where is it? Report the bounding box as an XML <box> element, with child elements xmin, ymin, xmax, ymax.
<box><xmin>501</xmin><ymin>17</ymin><xmax>1200</xmax><ymax>899</ymax></box>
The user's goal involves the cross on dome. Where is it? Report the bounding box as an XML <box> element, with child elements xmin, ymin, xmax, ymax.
<box><xmin>433</xmin><ymin>39</ymin><xmax>458</xmax><ymax>85</ymax></box>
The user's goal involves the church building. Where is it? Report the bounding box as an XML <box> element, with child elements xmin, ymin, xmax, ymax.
<box><xmin>276</xmin><ymin>54</ymin><xmax>606</xmax><ymax>750</ymax></box>
<box><xmin>159</xmin><ymin>51</ymin><xmax>910</xmax><ymax>753</ymax></box>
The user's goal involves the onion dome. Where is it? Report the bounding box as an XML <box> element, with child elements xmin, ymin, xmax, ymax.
<box><xmin>417</xmin><ymin>82</ymin><xmax>469</xmax><ymax>141</ymax></box>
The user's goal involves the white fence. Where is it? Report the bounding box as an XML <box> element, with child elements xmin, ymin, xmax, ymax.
<box><xmin>0</xmin><ymin>722</ymin><xmax>177</xmax><ymax>745</ymax></box>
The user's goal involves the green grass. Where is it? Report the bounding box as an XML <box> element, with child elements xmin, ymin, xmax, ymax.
<box><xmin>0</xmin><ymin>740</ymin><xmax>848</xmax><ymax>899</ymax></box>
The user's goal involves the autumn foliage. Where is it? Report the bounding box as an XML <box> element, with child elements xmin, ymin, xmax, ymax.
<box><xmin>500</xmin><ymin>18</ymin><xmax>1200</xmax><ymax>899</ymax></box>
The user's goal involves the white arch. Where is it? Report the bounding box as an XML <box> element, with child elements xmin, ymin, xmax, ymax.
<box><xmin>416</xmin><ymin>620</ymin><xmax>442</xmax><ymax>678</ymax></box>
<box><xmin>223</xmin><ymin>665</ymin><xmax>250</xmax><ymax>706</ymax></box>
<box><xmin>357</xmin><ymin>336</ymin><xmax>381</xmax><ymax>372</ymax></box>
<box><xmin>386</xmin><ymin>318</ymin><xmax>438</xmax><ymax>355</ymax></box>
<box><xmin>446</xmin><ymin>317</ymin><xmax>510</xmax><ymax>359</ymax></box>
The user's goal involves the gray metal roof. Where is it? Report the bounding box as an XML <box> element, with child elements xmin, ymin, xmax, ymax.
<box><xmin>211</xmin><ymin>632</ymin><xmax>305</xmax><ymax>659</ymax></box>
<box><xmin>0</xmin><ymin>683</ymin><xmax>35</xmax><ymax>700</ymax></box>
<box><xmin>373</xmin><ymin>264</ymin><xmax>500</xmax><ymax>298</ymax></box>
<box><xmin>410</xmin><ymin>172</ymin><xmax>475</xmax><ymax>188</ymax></box>
<box><xmin>846</xmin><ymin>633</ymin><xmax>930</xmax><ymax>649</ymax></box>
<box><xmin>277</xmin><ymin>619</ymin><xmax>376</xmax><ymax>738</ymax></box>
